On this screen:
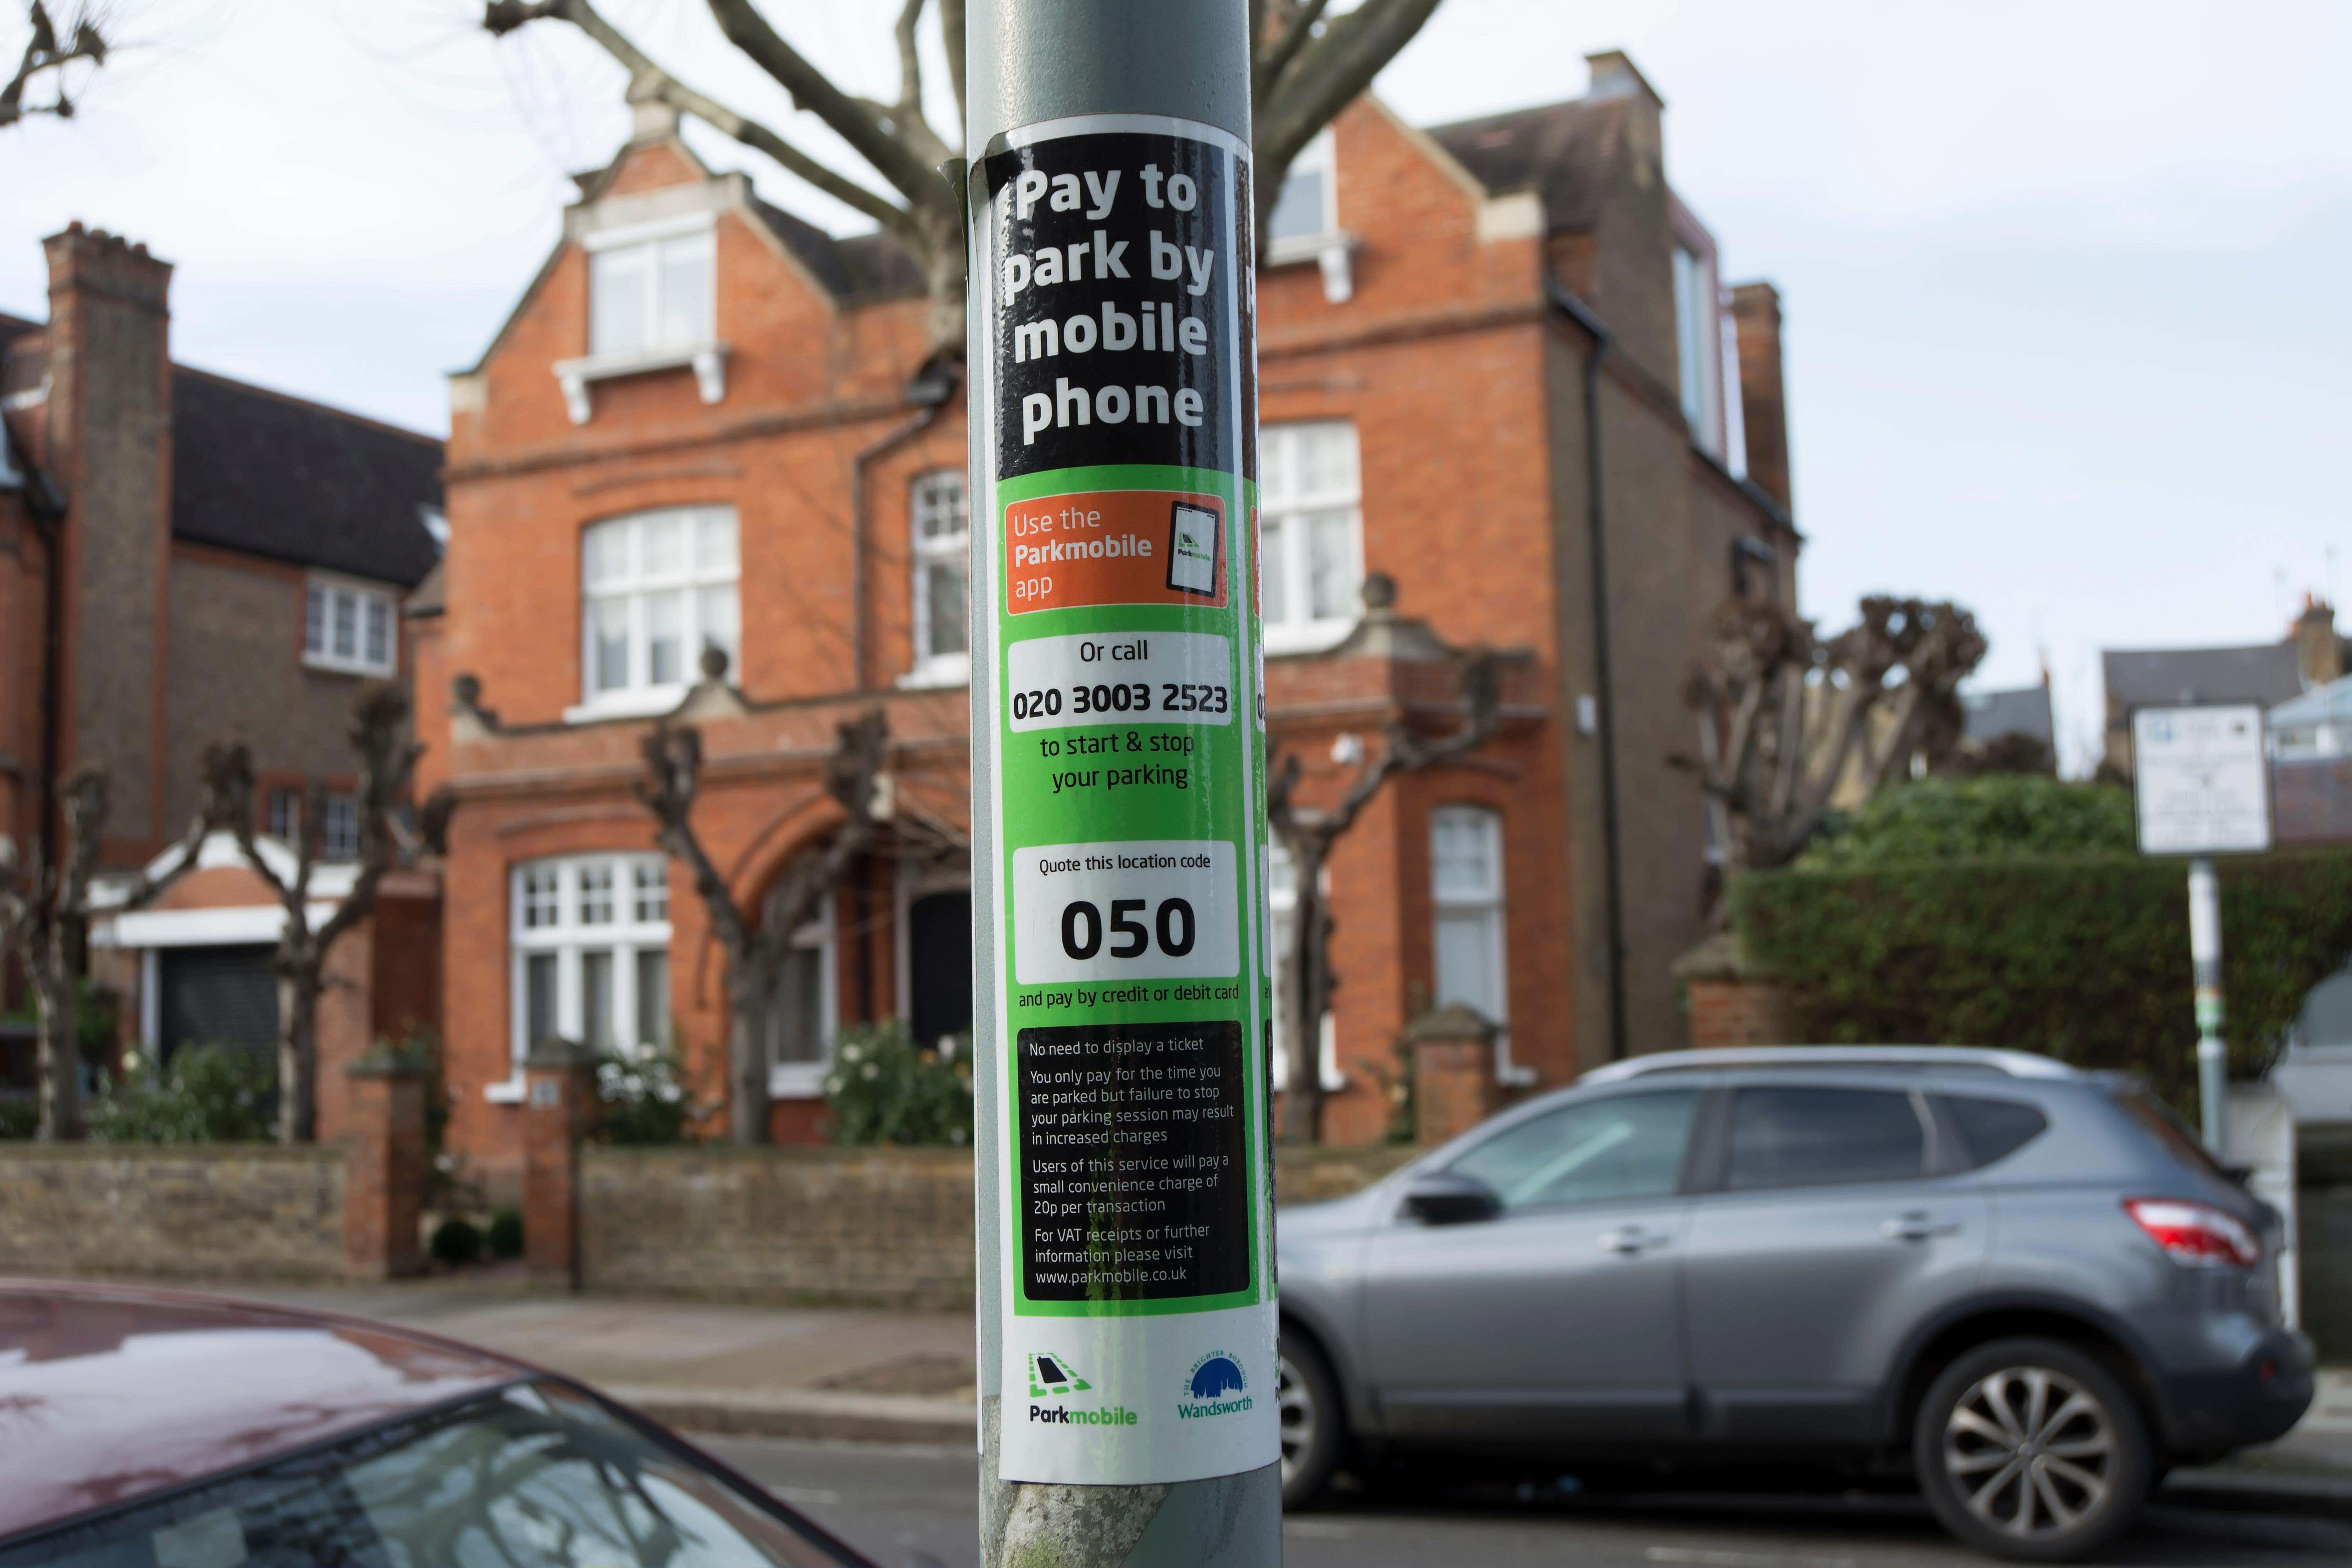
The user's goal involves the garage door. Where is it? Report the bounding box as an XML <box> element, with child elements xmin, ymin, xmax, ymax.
<box><xmin>158</xmin><ymin>945</ymin><xmax>278</xmax><ymax>1065</ymax></box>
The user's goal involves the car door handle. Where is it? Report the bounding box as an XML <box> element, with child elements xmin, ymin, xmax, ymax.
<box><xmin>1882</xmin><ymin>1211</ymin><xmax>1961</xmax><ymax>1242</ymax></box>
<box><xmin>1600</xmin><ymin>1226</ymin><xmax>1670</xmax><ymax>1255</ymax></box>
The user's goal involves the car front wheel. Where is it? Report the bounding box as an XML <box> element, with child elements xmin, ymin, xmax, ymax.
<box><xmin>1914</xmin><ymin>1336</ymin><xmax>2153</xmax><ymax>1562</ymax></box>
<box><xmin>1277</xmin><ymin>1327</ymin><xmax>1343</xmax><ymax>1508</ymax></box>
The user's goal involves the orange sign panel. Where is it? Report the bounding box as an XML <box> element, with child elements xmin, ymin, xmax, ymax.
<box><xmin>1003</xmin><ymin>490</ymin><xmax>1227</xmax><ymax>615</ymax></box>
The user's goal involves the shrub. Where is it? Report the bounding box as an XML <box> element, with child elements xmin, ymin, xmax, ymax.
<box><xmin>1801</xmin><ymin>776</ymin><xmax>2133</xmax><ymax>869</ymax></box>
<box><xmin>825</xmin><ymin>1019</ymin><xmax>973</xmax><ymax>1147</ymax></box>
<box><xmin>593</xmin><ymin>1048</ymin><xmax>695</xmax><ymax>1145</ymax></box>
<box><xmin>487</xmin><ymin>1208</ymin><xmax>524</xmax><ymax>1259</ymax></box>
<box><xmin>0</xmin><ymin>1097</ymin><xmax>36</xmax><ymax>1140</ymax></box>
<box><xmin>430</xmin><ymin>1217</ymin><xmax>484</xmax><ymax>1267</ymax></box>
<box><xmin>88</xmin><ymin>1044</ymin><xmax>274</xmax><ymax>1144</ymax></box>
<box><xmin>1734</xmin><ymin>849</ymin><xmax>2352</xmax><ymax>1109</ymax></box>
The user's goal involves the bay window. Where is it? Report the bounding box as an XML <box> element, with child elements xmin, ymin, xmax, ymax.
<box><xmin>503</xmin><ymin>853</ymin><xmax>671</xmax><ymax>1098</ymax></box>
<box><xmin>577</xmin><ymin>506</ymin><xmax>739</xmax><ymax>718</ymax></box>
<box><xmin>1258</xmin><ymin>421</ymin><xmax>1363</xmax><ymax>653</ymax></box>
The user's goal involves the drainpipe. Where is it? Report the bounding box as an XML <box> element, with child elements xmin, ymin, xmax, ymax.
<box><xmin>1546</xmin><ymin>280</ymin><xmax>1630</xmax><ymax>1062</ymax></box>
<box><xmin>848</xmin><ymin>359</ymin><xmax>959</xmax><ymax>692</ymax></box>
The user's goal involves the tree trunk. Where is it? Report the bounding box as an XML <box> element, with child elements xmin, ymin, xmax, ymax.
<box><xmin>727</xmin><ymin>962</ymin><xmax>771</xmax><ymax>1147</ymax></box>
<box><xmin>277</xmin><ymin>970</ymin><xmax>320</xmax><ymax>1146</ymax></box>
<box><xmin>32</xmin><ymin>957</ymin><xmax>81</xmax><ymax>1142</ymax></box>
<box><xmin>1278</xmin><ymin>843</ymin><xmax>1327</xmax><ymax>1144</ymax></box>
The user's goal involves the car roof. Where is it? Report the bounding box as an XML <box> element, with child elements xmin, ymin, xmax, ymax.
<box><xmin>1580</xmin><ymin>1045</ymin><xmax>2082</xmax><ymax>1086</ymax></box>
<box><xmin>0</xmin><ymin>1280</ymin><xmax>530</xmax><ymax>1539</ymax></box>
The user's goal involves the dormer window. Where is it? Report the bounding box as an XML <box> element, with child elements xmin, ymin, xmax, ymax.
<box><xmin>1263</xmin><ymin>129</ymin><xmax>1354</xmax><ymax>303</ymax></box>
<box><xmin>304</xmin><ymin>575</ymin><xmax>397</xmax><ymax>677</ymax></box>
<box><xmin>557</xmin><ymin>215</ymin><xmax>727</xmax><ymax>423</ymax></box>
<box><xmin>591</xmin><ymin>225</ymin><xmax>713</xmax><ymax>358</ymax></box>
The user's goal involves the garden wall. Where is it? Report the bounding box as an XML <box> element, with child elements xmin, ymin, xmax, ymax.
<box><xmin>0</xmin><ymin>1145</ymin><xmax>347</xmax><ymax>1283</ymax></box>
<box><xmin>575</xmin><ymin>1144</ymin><xmax>1418</xmax><ymax>1310</ymax></box>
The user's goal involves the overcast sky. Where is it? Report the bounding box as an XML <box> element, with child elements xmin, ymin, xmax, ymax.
<box><xmin>5</xmin><ymin>0</ymin><xmax>2347</xmax><ymax>772</ymax></box>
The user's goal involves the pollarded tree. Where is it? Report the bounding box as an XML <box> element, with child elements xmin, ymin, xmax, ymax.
<box><xmin>1267</xmin><ymin>643</ymin><xmax>1502</xmax><ymax>1144</ymax></box>
<box><xmin>482</xmin><ymin>0</ymin><xmax>1447</xmax><ymax>359</ymax></box>
<box><xmin>637</xmin><ymin>701</ymin><xmax>891</xmax><ymax>1145</ymax></box>
<box><xmin>1</xmin><ymin>2</ymin><xmax>107</xmax><ymax>131</ymax></box>
<box><xmin>1686</xmin><ymin>593</ymin><xmax>1987</xmax><ymax>890</ymax></box>
<box><xmin>0</xmin><ymin>771</ymin><xmax>213</xmax><ymax>1139</ymax></box>
<box><xmin>201</xmin><ymin>687</ymin><xmax>456</xmax><ymax>1144</ymax></box>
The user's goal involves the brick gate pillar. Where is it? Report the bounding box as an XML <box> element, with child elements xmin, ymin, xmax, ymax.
<box><xmin>344</xmin><ymin>1056</ymin><xmax>427</xmax><ymax>1280</ymax></box>
<box><xmin>1673</xmin><ymin>931</ymin><xmax>1787</xmax><ymax>1049</ymax></box>
<box><xmin>523</xmin><ymin>1042</ymin><xmax>598</xmax><ymax>1290</ymax></box>
<box><xmin>1403</xmin><ymin>1003</ymin><xmax>1501</xmax><ymax>1147</ymax></box>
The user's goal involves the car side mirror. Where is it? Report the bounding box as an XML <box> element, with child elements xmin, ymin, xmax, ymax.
<box><xmin>1401</xmin><ymin>1170</ymin><xmax>1502</xmax><ymax>1226</ymax></box>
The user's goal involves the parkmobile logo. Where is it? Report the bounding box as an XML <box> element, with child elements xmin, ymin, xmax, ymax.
<box><xmin>1027</xmin><ymin>1351</ymin><xmax>1139</xmax><ymax>1428</ymax></box>
<box><xmin>1176</xmin><ymin>1351</ymin><xmax>1252</xmax><ymax>1419</ymax></box>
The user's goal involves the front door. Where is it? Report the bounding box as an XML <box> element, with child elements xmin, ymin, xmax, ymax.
<box><xmin>1682</xmin><ymin>1083</ymin><xmax>1988</xmax><ymax>1443</ymax></box>
<box><xmin>1362</xmin><ymin>1088</ymin><xmax>1701</xmax><ymax>1443</ymax></box>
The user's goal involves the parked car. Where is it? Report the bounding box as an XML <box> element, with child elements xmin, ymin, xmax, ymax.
<box><xmin>1274</xmin><ymin>1047</ymin><xmax>2314</xmax><ymax>1562</ymax></box>
<box><xmin>0</xmin><ymin>1281</ymin><xmax>871</xmax><ymax>1567</ymax></box>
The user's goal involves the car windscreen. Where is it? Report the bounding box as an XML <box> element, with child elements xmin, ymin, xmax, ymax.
<box><xmin>0</xmin><ymin>1379</ymin><xmax>855</xmax><ymax>1568</ymax></box>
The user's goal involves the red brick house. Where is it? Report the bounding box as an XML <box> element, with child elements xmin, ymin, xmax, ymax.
<box><xmin>428</xmin><ymin>53</ymin><xmax>1801</xmax><ymax>1189</ymax></box>
<box><xmin>1</xmin><ymin>225</ymin><xmax>445</xmax><ymax>1104</ymax></box>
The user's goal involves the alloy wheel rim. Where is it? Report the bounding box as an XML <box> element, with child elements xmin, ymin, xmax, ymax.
<box><xmin>1943</xmin><ymin>1365</ymin><xmax>2117</xmax><ymax>1539</ymax></box>
<box><xmin>1276</xmin><ymin>1353</ymin><xmax>1316</xmax><ymax>1483</ymax></box>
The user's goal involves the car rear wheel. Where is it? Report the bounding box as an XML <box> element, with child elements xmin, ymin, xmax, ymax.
<box><xmin>1915</xmin><ymin>1336</ymin><xmax>2152</xmax><ymax>1562</ymax></box>
<box><xmin>1277</xmin><ymin>1327</ymin><xmax>1343</xmax><ymax>1508</ymax></box>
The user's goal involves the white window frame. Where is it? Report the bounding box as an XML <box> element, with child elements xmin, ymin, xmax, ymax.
<box><xmin>1259</xmin><ymin>421</ymin><xmax>1366</xmax><ymax>655</ymax></box>
<box><xmin>1430</xmin><ymin>804</ymin><xmax>1531</xmax><ymax>1083</ymax></box>
<box><xmin>1264</xmin><ymin>128</ymin><xmax>1355</xmax><ymax>302</ymax></box>
<box><xmin>1266</xmin><ymin>838</ymin><xmax>1345</xmax><ymax>1093</ymax></box>
<box><xmin>905</xmin><ymin>468</ymin><xmax>971</xmax><ymax>689</ymax></box>
<box><xmin>571</xmin><ymin>506</ymin><xmax>740</xmax><ymax>721</ymax></box>
<box><xmin>766</xmin><ymin>899</ymin><xmax>838</xmax><ymax>1101</ymax></box>
<box><xmin>555</xmin><ymin>214</ymin><xmax>728</xmax><ymax>423</ymax></box>
<box><xmin>1671</xmin><ymin>240</ymin><xmax>1724</xmax><ymax>458</ymax></box>
<box><xmin>321</xmin><ymin>792</ymin><xmax>361</xmax><ymax>863</ymax></box>
<box><xmin>495</xmin><ymin>852</ymin><xmax>672</xmax><ymax>1102</ymax></box>
<box><xmin>303</xmin><ymin>573</ymin><xmax>398</xmax><ymax>678</ymax></box>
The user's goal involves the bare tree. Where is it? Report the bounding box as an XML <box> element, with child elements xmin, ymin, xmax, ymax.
<box><xmin>1267</xmin><ymin>647</ymin><xmax>1501</xmax><ymax>1144</ymax></box>
<box><xmin>0</xmin><ymin>771</ymin><xmax>211</xmax><ymax>1139</ymax></box>
<box><xmin>482</xmin><ymin>0</ymin><xmax>1446</xmax><ymax>359</ymax></box>
<box><xmin>1</xmin><ymin>2</ymin><xmax>106</xmax><ymax>129</ymax></box>
<box><xmin>1687</xmin><ymin>593</ymin><xmax>1987</xmax><ymax>888</ymax></box>
<box><xmin>637</xmin><ymin>706</ymin><xmax>890</xmax><ymax>1145</ymax></box>
<box><xmin>201</xmin><ymin>687</ymin><xmax>454</xmax><ymax>1145</ymax></box>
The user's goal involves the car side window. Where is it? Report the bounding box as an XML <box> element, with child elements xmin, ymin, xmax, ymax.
<box><xmin>1724</xmin><ymin>1086</ymin><xmax>1926</xmax><ymax>1192</ymax></box>
<box><xmin>1937</xmin><ymin>1093</ymin><xmax>2049</xmax><ymax>1169</ymax></box>
<box><xmin>1449</xmin><ymin>1090</ymin><xmax>1698</xmax><ymax>1211</ymax></box>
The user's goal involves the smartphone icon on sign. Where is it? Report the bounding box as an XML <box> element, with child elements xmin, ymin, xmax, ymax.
<box><xmin>1167</xmin><ymin>503</ymin><xmax>1220</xmax><ymax>597</ymax></box>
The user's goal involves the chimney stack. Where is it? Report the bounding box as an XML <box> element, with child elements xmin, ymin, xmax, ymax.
<box><xmin>42</xmin><ymin>223</ymin><xmax>175</xmax><ymax>856</ymax></box>
<box><xmin>1731</xmin><ymin>281</ymin><xmax>1792</xmax><ymax>514</ymax></box>
<box><xmin>2295</xmin><ymin>595</ymin><xmax>2341</xmax><ymax>688</ymax></box>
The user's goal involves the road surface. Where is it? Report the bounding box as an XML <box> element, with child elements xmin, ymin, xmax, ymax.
<box><xmin>702</xmin><ymin>1434</ymin><xmax>2352</xmax><ymax>1567</ymax></box>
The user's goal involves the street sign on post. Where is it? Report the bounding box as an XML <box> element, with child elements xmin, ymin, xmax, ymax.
<box><xmin>2131</xmin><ymin>702</ymin><xmax>2273</xmax><ymax>1156</ymax></box>
<box><xmin>965</xmin><ymin>3</ymin><xmax>1279</xmax><ymax>1563</ymax></box>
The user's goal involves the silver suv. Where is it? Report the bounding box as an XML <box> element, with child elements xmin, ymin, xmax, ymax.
<box><xmin>1274</xmin><ymin>1047</ymin><xmax>2314</xmax><ymax>1561</ymax></box>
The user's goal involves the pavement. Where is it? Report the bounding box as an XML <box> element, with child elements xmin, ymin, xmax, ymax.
<box><xmin>136</xmin><ymin>1278</ymin><xmax>2352</xmax><ymax>1518</ymax></box>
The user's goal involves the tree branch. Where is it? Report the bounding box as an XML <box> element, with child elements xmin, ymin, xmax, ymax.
<box><xmin>893</xmin><ymin>0</ymin><xmax>924</xmax><ymax>114</ymax></box>
<box><xmin>937</xmin><ymin>0</ymin><xmax>964</xmax><ymax>132</ymax></box>
<box><xmin>1</xmin><ymin>2</ymin><xmax>106</xmax><ymax>130</ymax></box>
<box><xmin>637</xmin><ymin>722</ymin><xmax>753</xmax><ymax>958</ymax></box>
<box><xmin>484</xmin><ymin>0</ymin><xmax>920</xmax><ymax>242</ymax></box>
<box><xmin>1254</xmin><ymin>0</ymin><xmax>1441</xmax><ymax>179</ymax></box>
<box><xmin>702</xmin><ymin>0</ymin><xmax>945</xmax><ymax>206</ymax></box>
<box><xmin>1253</xmin><ymin>0</ymin><xmax>1332</xmax><ymax>102</ymax></box>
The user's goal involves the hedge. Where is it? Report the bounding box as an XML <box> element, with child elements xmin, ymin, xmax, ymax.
<box><xmin>1732</xmin><ymin>850</ymin><xmax>2352</xmax><ymax>1108</ymax></box>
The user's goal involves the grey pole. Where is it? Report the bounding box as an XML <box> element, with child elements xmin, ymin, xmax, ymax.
<box><xmin>2188</xmin><ymin>856</ymin><xmax>2229</xmax><ymax>1155</ymax></box>
<box><xmin>965</xmin><ymin>4</ymin><xmax>1281</xmax><ymax>1564</ymax></box>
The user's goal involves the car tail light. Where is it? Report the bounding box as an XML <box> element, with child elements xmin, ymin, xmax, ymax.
<box><xmin>2125</xmin><ymin>1198</ymin><xmax>2259</xmax><ymax>1269</ymax></box>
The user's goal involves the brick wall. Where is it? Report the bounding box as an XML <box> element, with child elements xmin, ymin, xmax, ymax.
<box><xmin>573</xmin><ymin>1144</ymin><xmax>1414</xmax><ymax>1309</ymax></box>
<box><xmin>0</xmin><ymin>1145</ymin><xmax>346</xmax><ymax>1283</ymax></box>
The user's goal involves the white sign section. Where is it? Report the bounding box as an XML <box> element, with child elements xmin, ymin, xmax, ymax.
<box><xmin>2133</xmin><ymin>703</ymin><xmax>2273</xmax><ymax>856</ymax></box>
<box><xmin>1012</xmin><ymin>839</ymin><xmax>1241</xmax><ymax>985</ymax></box>
<box><xmin>1006</xmin><ymin>632</ymin><xmax>1233</xmax><ymax>732</ymax></box>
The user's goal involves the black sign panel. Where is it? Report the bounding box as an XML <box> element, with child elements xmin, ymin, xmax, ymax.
<box><xmin>982</xmin><ymin>131</ymin><xmax>1255</xmax><ymax>481</ymax></box>
<box><xmin>1016</xmin><ymin>1019</ymin><xmax>1249</xmax><ymax>1301</ymax></box>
